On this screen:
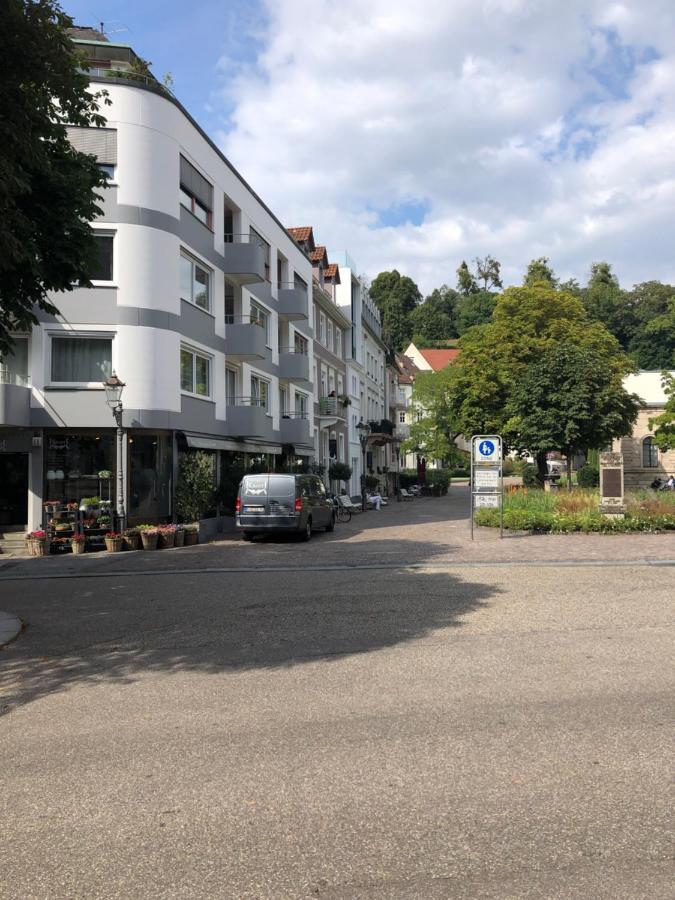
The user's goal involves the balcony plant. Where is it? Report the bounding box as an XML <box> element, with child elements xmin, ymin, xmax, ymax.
<box><xmin>70</xmin><ymin>533</ymin><xmax>86</xmax><ymax>555</ymax></box>
<box><xmin>122</xmin><ymin>527</ymin><xmax>141</xmax><ymax>551</ymax></box>
<box><xmin>104</xmin><ymin>531</ymin><xmax>124</xmax><ymax>552</ymax></box>
<box><xmin>338</xmin><ymin>394</ymin><xmax>351</xmax><ymax>408</ymax></box>
<box><xmin>26</xmin><ymin>530</ymin><xmax>49</xmax><ymax>556</ymax></box>
<box><xmin>183</xmin><ymin>523</ymin><xmax>199</xmax><ymax>546</ymax></box>
<box><xmin>137</xmin><ymin>525</ymin><xmax>159</xmax><ymax>551</ymax></box>
<box><xmin>157</xmin><ymin>524</ymin><xmax>177</xmax><ymax>549</ymax></box>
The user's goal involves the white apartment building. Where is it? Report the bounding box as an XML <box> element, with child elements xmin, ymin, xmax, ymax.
<box><xmin>0</xmin><ymin>28</ymin><xmax>315</xmax><ymax>531</ymax></box>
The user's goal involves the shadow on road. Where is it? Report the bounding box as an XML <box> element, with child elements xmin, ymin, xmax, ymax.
<box><xmin>0</xmin><ymin>538</ymin><xmax>500</xmax><ymax>715</ymax></box>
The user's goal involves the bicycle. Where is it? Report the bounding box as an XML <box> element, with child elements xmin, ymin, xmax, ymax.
<box><xmin>331</xmin><ymin>496</ymin><xmax>352</xmax><ymax>523</ymax></box>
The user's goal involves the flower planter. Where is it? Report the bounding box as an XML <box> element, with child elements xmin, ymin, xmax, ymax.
<box><xmin>71</xmin><ymin>540</ymin><xmax>86</xmax><ymax>555</ymax></box>
<box><xmin>174</xmin><ymin>529</ymin><xmax>185</xmax><ymax>548</ymax></box>
<box><xmin>140</xmin><ymin>530</ymin><xmax>159</xmax><ymax>551</ymax></box>
<box><xmin>27</xmin><ymin>539</ymin><xmax>49</xmax><ymax>557</ymax></box>
<box><xmin>158</xmin><ymin>530</ymin><xmax>175</xmax><ymax>549</ymax></box>
<box><xmin>123</xmin><ymin>532</ymin><xmax>141</xmax><ymax>551</ymax></box>
<box><xmin>104</xmin><ymin>536</ymin><xmax>124</xmax><ymax>553</ymax></box>
<box><xmin>183</xmin><ymin>531</ymin><xmax>199</xmax><ymax>546</ymax></box>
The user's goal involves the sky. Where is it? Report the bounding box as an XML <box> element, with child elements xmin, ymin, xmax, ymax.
<box><xmin>62</xmin><ymin>0</ymin><xmax>675</xmax><ymax>294</ymax></box>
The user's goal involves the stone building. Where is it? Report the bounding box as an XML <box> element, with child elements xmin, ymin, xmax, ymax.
<box><xmin>614</xmin><ymin>371</ymin><xmax>675</xmax><ymax>488</ymax></box>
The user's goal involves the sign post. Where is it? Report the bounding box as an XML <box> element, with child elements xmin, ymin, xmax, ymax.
<box><xmin>470</xmin><ymin>435</ymin><xmax>503</xmax><ymax>540</ymax></box>
<box><xmin>599</xmin><ymin>451</ymin><xmax>625</xmax><ymax>518</ymax></box>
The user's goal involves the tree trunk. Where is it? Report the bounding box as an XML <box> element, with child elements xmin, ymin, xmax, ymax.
<box><xmin>566</xmin><ymin>452</ymin><xmax>573</xmax><ymax>492</ymax></box>
<box><xmin>535</xmin><ymin>450</ymin><xmax>548</xmax><ymax>487</ymax></box>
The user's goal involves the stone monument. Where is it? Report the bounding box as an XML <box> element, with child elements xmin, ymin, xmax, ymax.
<box><xmin>599</xmin><ymin>451</ymin><xmax>625</xmax><ymax>518</ymax></box>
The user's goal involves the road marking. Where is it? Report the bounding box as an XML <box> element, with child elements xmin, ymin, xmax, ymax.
<box><xmin>0</xmin><ymin>558</ymin><xmax>673</xmax><ymax>582</ymax></box>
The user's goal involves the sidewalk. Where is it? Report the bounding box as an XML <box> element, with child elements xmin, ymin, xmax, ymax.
<box><xmin>0</xmin><ymin>610</ymin><xmax>22</xmax><ymax>646</ymax></box>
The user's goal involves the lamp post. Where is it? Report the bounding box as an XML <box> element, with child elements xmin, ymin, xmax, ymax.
<box><xmin>356</xmin><ymin>419</ymin><xmax>370</xmax><ymax>512</ymax></box>
<box><xmin>103</xmin><ymin>372</ymin><xmax>126</xmax><ymax>532</ymax></box>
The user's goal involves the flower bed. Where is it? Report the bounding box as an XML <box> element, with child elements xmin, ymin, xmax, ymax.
<box><xmin>475</xmin><ymin>487</ymin><xmax>675</xmax><ymax>533</ymax></box>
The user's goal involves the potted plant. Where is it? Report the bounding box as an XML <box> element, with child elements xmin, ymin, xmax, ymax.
<box><xmin>138</xmin><ymin>526</ymin><xmax>159</xmax><ymax>550</ymax></box>
<box><xmin>104</xmin><ymin>531</ymin><xmax>124</xmax><ymax>552</ymax></box>
<box><xmin>174</xmin><ymin>525</ymin><xmax>185</xmax><ymax>548</ymax></box>
<box><xmin>183</xmin><ymin>523</ymin><xmax>199</xmax><ymax>546</ymax></box>
<box><xmin>157</xmin><ymin>524</ymin><xmax>176</xmax><ymax>549</ymax></box>
<box><xmin>26</xmin><ymin>530</ymin><xmax>49</xmax><ymax>556</ymax></box>
<box><xmin>338</xmin><ymin>394</ymin><xmax>351</xmax><ymax>408</ymax></box>
<box><xmin>122</xmin><ymin>527</ymin><xmax>141</xmax><ymax>551</ymax></box>
<box><xmin>70</xmin><ymin>533</ymin><xmax>86</xmax><ymax>555</ymax></box>
<box><xmin>79</xmin><ymin>496</ymin><xmax>101</xmax><ymax>517</ymax></box>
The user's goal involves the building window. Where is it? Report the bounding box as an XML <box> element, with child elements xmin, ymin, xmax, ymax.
<box><xmin>251</xmin><ymin>375</ymin><xmax>269</xmax><ymax>411</ymax></box>
<box><xmin>279</xmin><ymin>386</ymin><xmax>288</xmax><ymax>416</ymax></box>
<box><xmin>89</xmin><ymin>232</ymin><xmax>114</xmax><ymax>282</ymax></box>
<box><xmin>320</xmin><ymin>313</ymin><xmax>326</xmax><ymax>345</ymax></box>
<box><xmin>98</xmin><ymin>163</ymin><xmax>116</xmax><ymax>181</ymax></box>
<box><xmin>181</xmin><ymin>346</ymin><xmax>211</xmax><ymax>397</ymax></box>
<box><xmin>224</xmin><ymin>281</ymin><xmax>235</xmax><ymax>324</ymax></box>
<box><xmin>250</xmin><ymin>302</ymin><xmax>270</xmax><ymax>344</ymax></box>
<box><xmin>294</xmin><ymin>333</ymin><xmax>308</xmax><ymax>355</ymax></box>
<box><xmin>327</xmin><ymin>320</ymin><xmax>333</xmax><ymax>351</ymax></box>
<box><xmin>180</xmin><ymin>155</ymin><xmax>213</xmax><ymax>227</ymax></box>
<box><xmin>295</xmin><ymin>391</ymin><xmax>308</xmax><ymax>418</ymax></box>
<box><xmin>399</xmin><ymin>411</ymin><xmax>406</xmax><ymax>424</ymax></box>
<box><xmin>0</xmin><ymin>339</ymin><xmax>29</xmax><ymax>385</ymax></box>
<box><xmin>336</xmin><ymin>329</ymin><xmax>342</xmax><ymax>358</ymax></box>
<box><xmin>338</xmin><ymin>433</ymin><xmax>345</xmax><ymax>461</ymax></box>
<box><xmin>180</xmin><ymin>253</ymin><xmax>211</xmax><ymax>311</ymax></box>
<box><xmin>51</xmin><ymin>336</ymin><xmax>112</xmax><ymax>385</ymax></box>
<box><xmin>250</xmin><ymin>228</ymin><xmax>271</xmax><ymax>281</ymax></box>
<box><xmin>642</xmin><ymin>437</ymin><xmax>659</xmax><ymax>468</ymax></box>
<box><xmin>225</xmin><ymin>367</ymin><xmax>237</xmax><ymax>405</ymax></box>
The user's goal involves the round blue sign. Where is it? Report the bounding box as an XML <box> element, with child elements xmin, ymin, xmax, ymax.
<box><xmin>479</xmin><ymin>440</ymin><xmax>495</xmax><ymax>457</ymax></box>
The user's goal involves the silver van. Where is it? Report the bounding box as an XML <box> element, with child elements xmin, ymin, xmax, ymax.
<box><xmin>236</xmin><ymin>473</ymin><xmax>335</xmax><ymax>541</ymax></box>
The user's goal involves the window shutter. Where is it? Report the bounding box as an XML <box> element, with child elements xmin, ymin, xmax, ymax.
<box><xmin>66</xmin><ymin>126</ymin><xmax>117</xmax><ymax>163</ymax></box>
<box><xmin>180</xmin><ymin>155</ymin><xmax>213</xmax><ymax>211</ymax></box>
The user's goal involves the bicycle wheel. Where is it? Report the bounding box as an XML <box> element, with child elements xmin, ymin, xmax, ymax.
<box><xmin>336</xmin><ymin>506</ymin><xmax>351</xmax><ymax>523</ymax></box>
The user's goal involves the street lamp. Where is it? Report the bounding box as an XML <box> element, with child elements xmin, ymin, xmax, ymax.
<box><xmin>356</xmin><ymin>419</ymin><xmax>370</xmax><ymax>512</ymax></box>
<box><xmin>103</xmin><ymin>372</ymin><xmax>126</xmax><ymax>531</ymax></box>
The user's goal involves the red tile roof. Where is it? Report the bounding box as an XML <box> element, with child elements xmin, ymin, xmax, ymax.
<box><xmin>418</xmin><ymin>348</ymin><xmax>460</xmax><ymax>370</ymax></box>
<box><xmin>310</xmin><ymin>245</ymin><xmax>327</xmax><ymax>263</ymax></box>
<box><xmin>324</xmin><ymin>263</ymin><xmax>340</xmax><ymax>281</ymax></box>
<box><xmin>287</xmin><ymin>226</ymin><xmax>313</xmax><ymax>243</ymax></box>
<box><xmin>395</xmin><ymin>352</ymin><xmax>420</xmax><ymax>384</ymax></box>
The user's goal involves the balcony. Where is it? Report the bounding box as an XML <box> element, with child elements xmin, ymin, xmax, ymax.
<box><xmin>278</xmin><ymin>283</ymin><xmax>309</xmax><ymax>321</ymax></box>
<box><xmin>0</xmin><ymin>370</ymin><xmax>31</xmax><ymax>427</ymax></box>
<box><xmin>224</xmin><ymin>317</ymin><xmax>267</xmax><ymax>361</ymax></box>
<box><xmin>278</xmin><ymin>348</ymin><xmax>310</xmax><ymax>382</ymax></box>
<box><xmin>223</xmin><ymin>234</ymin><xmax>266</xmax><ymax>285</ymax></box>
<box><xmin>367</xmin><ymin>418</ymin><xmax>397</xmax><ymax>445</ymax></box>
<box><xmin>317</xmin><ymin>396</ymin><xmax>347</xmax><ymax>427</ymax></box>
<box><xmin>224</xmin><ymin>398</ymin><xmax>273</xmax><ymax>440</ymax></box>
<box><xmin>280</xmin><ymin>413</ymin><xmax>311</xmax><ymax>446</ymax></box>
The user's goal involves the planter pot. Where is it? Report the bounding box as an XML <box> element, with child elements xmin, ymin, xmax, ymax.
<box><xmin>158</xmin><ymin>531</ymin><xmax>175</xmax><ymax>549</ymax></box>
<box><xmin>183</xmin><ymin>531</ymin><xmax>199</xmax><ymax>546</ymax></box>
<box><xmin>71</xmin><ymin>541</ymin><xmax>86</xmax><ymax>555</ymax></box>
<box><xmin>104</xmin><ymin>537</ymin><xmax>123</xmax><ymax>553</ymax></box>
<box><xmin>123</xmin><ymin>533</ymin><xmax>141</xmax><ymax>551</ymax></box>
<box><xmin>174</xmin><ymin>529</ymin><xmax>185</xmax><ymax>548</ymax></box>
<box><xmin>140</xmin><ymin>531</ymin><xmax>159</xmax><ymax>551</ymax></box>
<box><xmin>27</xmin><ymin>539</ymin><xmax>49</xmax><ymax>557</ymax></box>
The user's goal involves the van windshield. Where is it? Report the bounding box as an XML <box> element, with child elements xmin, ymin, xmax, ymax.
<box><xmin>267</xmin><ymin>475</ymin><xmax>296</xmax><ymax>497</ymax></box>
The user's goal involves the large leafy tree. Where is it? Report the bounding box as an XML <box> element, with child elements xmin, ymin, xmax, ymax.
<box><xmin>409</xmin><ymin>285</ymin><xmax>458</xmax><ymax>343</ymax></box>
<box><xmin>0</xmin><ymin>0</ymin><xmax>108</xmax><ymax>356</ymax></box>
<box><xmin>523</xmin><ymin>257</ymin><xmax>558</xmax><ymax>288</ymax></box>
<box><xmin>627</xmin><ymin>283</ymin><xmax>675</xmax><ymax>369</ymax></box>
<box><xmin>649</xmin><ymin>373</ymin><xmax>675</xmax><ymax>452</ymax></box>
<box><xmin>582</xmin><ymin>262</ymin><xmax>634</xmax><ymax>349</ymax></box>
<box><xmin>369</xmin><ymin>269</ymin><xmax>422</xmax><ymax>350</ymax></box>
<box><xmin>402</xmin><ymin>366</ymin><xmax>463</xmax><ymax>464</ymax></box>
<box><xmin>456</xmin><ymin>260</ymin><xmax>478</xmax><ymax>295</ymax></box>
<box><xmin>454</xmin><ymin>291</ymin><xmax>497</xmax><ymax>334</ymax></box>
<box><xmin>509</xmin><ymin>343</ymin><xmax>640</xmax><ymax>489</ymax></box>
<box><xmin>474</xmin><ymin>255</ymin><xmax>503</xmax><ymax>291</ymax></box>
<box><xmin>445</xmin><ymin>283</ymin><xmax>636</xmax><ymax>480</ymax></box>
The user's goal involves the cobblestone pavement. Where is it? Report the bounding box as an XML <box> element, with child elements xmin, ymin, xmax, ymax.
<box><xmin>0</xmin><ymin>486</ymin><xmax>672</xmax><ymax>582</ymax></box>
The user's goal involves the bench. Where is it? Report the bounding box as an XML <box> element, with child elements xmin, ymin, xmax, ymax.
<box><xmin>399</xmin><ymin>488</ymin><xmax>414</xmax><ymax>501</ymax></box>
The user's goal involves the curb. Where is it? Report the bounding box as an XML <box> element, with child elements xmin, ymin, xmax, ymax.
<box><xmin>0</xmin><ymin>611</ymin><xmax>22</xmax><ymax>646</ymax></box>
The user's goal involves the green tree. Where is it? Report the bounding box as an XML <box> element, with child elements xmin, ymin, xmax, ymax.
<box><xmin>402</xmin><ymin>367</ymin><xmax>463</xmax><ymax>465</ymax></box>
<box><xmin>175</xmin><ymin>451</ymin><xmax>215</xmax><ymax>521</ymax></box>
<box><xmin>445</xmin><ymin>283</ymin><xmax>635</xmax><ymax>481</ymax></box>
<box><xmin>475</xmin><ymin>255</ymin><xmax>503</xmax><ymax>291</ymax></box>
<box><xmin>509</xmin><ymin>343</ymin><xmax>640</xmax><ymax>489</ymax></box>
<box><xmin>582</xmin><ymin>262</ymin><xmax>634</xmax><ymax>349</ymax></box>
<box><xmin>369</xmin><ymin>269</ymin><xmax>422</xmax><ymax>350</ymax></box>
<box><xmin>456</xmin><ymin>260</ymin><xmax>478</xmax><ymax>295</ymax></box>
<box><xmin>454</xmin><ymin>291</ymin><xmax>497</xmax><ymax>334</ymax></box>
<box><xmin>524</xmin><ymin>257</ymin><xmax>558</xmax><ymax>288</ymax></box>
<box><xmin>0</xmin><ymin>0</ymin><xmax>110</xmax><ymax>356</ymax></box>
<box><xmin>649</xmin><ymin>373</ymin><xmax>675</xmax><ymax>452</ymax></box>
<box><xmin>627</xmin><ymin>283</ymin><xmax>675</xmax><ymax>369</ymax></box>
<box><xmin>409</xmin><ymin>285</ymin><xmax>458</xmax><ymax>343</ymax></box>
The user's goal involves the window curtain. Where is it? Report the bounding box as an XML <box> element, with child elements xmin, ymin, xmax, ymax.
<box><xmin>52</xmin><ymin>339</ymin><xmax>112</xmax><ymax>382</ymax></box>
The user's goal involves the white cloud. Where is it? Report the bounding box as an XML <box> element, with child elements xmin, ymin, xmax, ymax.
<box><xmin>216</xmin><ymin>0</ymin><xmax>675</xmax><ymax>292</ymax></box>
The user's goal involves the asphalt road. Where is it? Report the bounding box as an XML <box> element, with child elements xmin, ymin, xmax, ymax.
<box><xmin>0</xmin><ymin>509</ymin><xmax>673</xmax><ymax>898</ymax></box>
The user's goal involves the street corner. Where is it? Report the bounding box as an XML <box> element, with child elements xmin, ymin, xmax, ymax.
<box><xmin>0</xmin><ymin>610</ymin><xmax>23</xmax><ymax>647</ymax></box>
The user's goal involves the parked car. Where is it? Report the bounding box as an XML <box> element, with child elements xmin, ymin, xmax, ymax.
<box><xmin>236</xmin><ymin>473</ymin><xmax>335</xmax><ymax>541</ymax></box>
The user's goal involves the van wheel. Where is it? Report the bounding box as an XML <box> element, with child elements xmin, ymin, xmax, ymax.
<box><xmin>325</xmin><ymin>513</ymin><xmax>335</xmax><ymax>533</ymax></box>
<box><xmin>302</xmin><ymin>518</ymin><xmax>312</xmax><ymax>541</ymax></box>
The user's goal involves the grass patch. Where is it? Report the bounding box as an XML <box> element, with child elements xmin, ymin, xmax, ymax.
<box><xmin>475</xmin><ymin>487</ymin><xmax>675</xmax><ymax>533</ymax></box>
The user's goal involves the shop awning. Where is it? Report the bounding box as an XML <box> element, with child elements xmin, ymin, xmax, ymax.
<box><xmin>180</xmin><ymin>432</ymin><xmax>282</xmax><ymax>455</ymax></box>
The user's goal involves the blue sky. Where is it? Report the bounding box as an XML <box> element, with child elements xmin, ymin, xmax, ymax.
<box><xmin>63</xmin><ymin>0</ymin><xmax>675</xmax><ymax>293</ymax></box>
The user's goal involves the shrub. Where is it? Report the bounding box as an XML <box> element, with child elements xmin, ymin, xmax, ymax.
<box><xmin>521</xmin><ymin>464</ymin><xmax>541</xmax><ymax>487</ymax></box>
<box><xmin>364</xmin><ymin>474</ymin><xmax>380</xmax><ymax>491</ymax></box>
<box><xmin>576</xmin><ymin>464</ymin><xmax>599</xmax><ymax>488</ymax></box>
<box><xmin>427</xmin><ymin>470</ymin><xmax>451</xmax><ymax>494</ymax></box>
<box><xmin>175</xmin><ymin>451</ymin><xmax>216</xmax><ymax>522</ymax></box>
<box><xmin>399</xmin><ymin>471</ymin><xmax>418</xmax><ymax>489</ymax></box>
<box><xmin>328</xmin><ymin>462</ymin><xmax>352</xmax><ymax>483</ymax></box>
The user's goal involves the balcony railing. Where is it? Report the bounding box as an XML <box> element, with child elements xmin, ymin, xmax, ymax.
<box><xmin>224</xmin><ymin>314</ymin><xmax>266</xmax><ymax>326</ymax></box>
<box><xmin>227</xmin><ymin>396</ymin><xmax>267</xmax><ymax>408</ymax></box>
<box><xmin>280</xmin><ymin>411</ymin><xmax>309</xmax><ymax>420</ymax></box>
<box><xmin>368</xmin><ymin>418</ymin><xmax>395</xmax><ymax>436</ymax></box>
<box><xmin>0</xmin><ymin>368</ymin><xmax>30</xmax><ymax>387</ymax></box>
<box><xmin>318</xmin><ymin>396</ymin><xmax>348</xmax><ymax>417</ymax></box>
<box><xmin>278</xmin><ymin>345</ymin><xmax>309</xmax><ymax>355</ymax></box>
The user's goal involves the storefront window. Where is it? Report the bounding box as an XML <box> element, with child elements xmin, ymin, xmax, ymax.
<box><xmin>128</xmin><ymin>433</ymin><xmax>173</xmax><ymax>521</ymax></box>
<box><xmin>44</xmin><ymin>432</ymin><xmax>114</xmax><ymax>504</ymax></box>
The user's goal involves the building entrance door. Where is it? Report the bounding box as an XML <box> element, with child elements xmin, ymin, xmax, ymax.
<box><xmin>0</xmin><ymin>453</ymin><xmax>29</xmax><ymax>527</ymax></box>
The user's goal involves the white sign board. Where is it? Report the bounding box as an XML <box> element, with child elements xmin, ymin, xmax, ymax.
<box><xmin>474</xmin><ymin>469</ymin><xmax>500</xmax><ymax>489</ymax></box>
<box><xmin>473</xmin><ymin>436</ymin><xmax>502</xmax><ymax>463</ymax></box>
<box><xmin>474</xmin><ymin>494</ymin><xmax>500</xmax><ymax>509</ymax></box>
